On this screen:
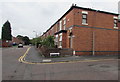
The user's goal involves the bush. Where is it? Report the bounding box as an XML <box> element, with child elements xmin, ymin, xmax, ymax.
<box><xmin>41</xmin><ymin>36</ymin><xmax>55</xmax><ymax>48</ymax></box>
<box><xmin>31</xmin><ymin>36</ymin><xmax>55</xmax><ymax>48</ymax></box>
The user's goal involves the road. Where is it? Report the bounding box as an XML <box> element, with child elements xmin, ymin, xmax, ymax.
<box><xmin>2</xmin><ymin>46</ymin><xmax>119</xmax><ymax>80</ymax></box>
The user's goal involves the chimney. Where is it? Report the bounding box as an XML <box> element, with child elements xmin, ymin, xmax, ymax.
<box><xmin>75</xmin><ymin>4</ymin><xmax>77</xmax><ymax>6</ymax></box>
<box><xmin>72</xmin><ymin>3</ymin><xmax>74</xmax><ymax>6</ymax></box>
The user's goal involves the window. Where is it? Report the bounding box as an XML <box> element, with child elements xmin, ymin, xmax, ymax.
<box><xmin>59</xmin><ymin>34</ymin><xmax>62</xmax><ymax>41</ymax></box>
<box><xmin>82</xmin><ymin>14</ymin><xmax>87</xmax><ymax>24</ymax></box>
<box><xmin>114</xmin><ymin>19</ymin><xmax>118</xmax><ymax>27</ymax></box>
<box><xmin>55</xmin><ymin>35</ymin><xmax>58</xmax><ymax>45</ymax></box>
<box><xmin>59</xmin><ymin>33</ymin><xmax>62</xmax><ymax>48</ymax></box>
<box><xmin>59</xmin><ymin>21</ymin><xmax>62</xmax><ymax>31</ymax></box>
<box><xmin>63</xmin><ymin>17</ymin><xmax>66</xmax><ymax>30</ymax></box>
<box><xmin>59</xmin><ymin>41</ymin><xmax>62</xmax><ymax>48</ymax></box>
<box><xmin>113</xmin><ymin>16</ymin><xmax>118</xmax><ymax>29</ymax></box>
<box><xmin>57</xmin><ymin>22</ymin><xmax>59</xmax><ymax>32</ymax></box>
<box><xmin>82</xmin><ymin>11</ymin><xmax>88</xmax><ymax>25</ymax></box>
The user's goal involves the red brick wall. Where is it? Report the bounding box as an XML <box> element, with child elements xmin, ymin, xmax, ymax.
<box><xmin>74</xmin><ymin>8</ymin><xmax>117</xmax><ymax>29</ymax></box>
<box><xmin>72</xmin><ymin>27</ymin><xmax>92</xmax><ymax>51</ymax></box>
<box><xmin>42</xmin><ymin>7</ymin><xmax>119</xmax><ymax>55</ymax></box>
<box><xmin>62</xmin><ymin>33</ymin><xmax>67</xmax><ymax>48</ymax></box>
<box><xmin>12</xmin><ymin>37</ymin><xmax>24</xmax><ymax>44</ymax></box>
<box><xmin>72</xmin><ymin>26</ymin><xmax>118</xmax><ymax>55</ymax></box>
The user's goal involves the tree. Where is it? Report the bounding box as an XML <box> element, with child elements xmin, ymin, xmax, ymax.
<box><xmin>41</xmin><ymin>36</ymin><xmax>55</xmax><ymax>48</ymax></box>
<box><xmin>31</xmin><ymin>36</ymin><xmax>55</xmax><ymax>48</ymax></box>
<box><xmin>30</xmin><ymin>37</ymin><xmax>42</xmax><ymax>47</ymax></box>
<box><xmin>17</xmin><ymin>35</ymin><xmax>23</xmax><ymax>39</ymax></box>
<box><xmin>22</xmin><ymin>36</ymin><xmax>30</xmax><ymax>45</ymax></box>
<box><xmin>1</xmin><ymin>20</ymin><xmax>12</xmax><ymax>40</ymax></box>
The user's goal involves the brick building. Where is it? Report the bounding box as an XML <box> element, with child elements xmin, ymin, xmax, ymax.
<box><xmin>41</xmin><ymin>5</ymin><xmax>120</xmax><ymax>55</ymax></box>
<box><xmin>12</xmin><ymin>37</ymin><xmax>24</xmax><ymax>45</ymax></box>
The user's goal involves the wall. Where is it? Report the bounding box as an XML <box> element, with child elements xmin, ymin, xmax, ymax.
<box><xmin>41</xmin><ymin>6</ymin><xmax>119</xmax><ymax>55</ymax></box>
<box><xmin>74</xmin><ymin>8</ymin><xmax>118</xmax><ymax>29</ymax></box>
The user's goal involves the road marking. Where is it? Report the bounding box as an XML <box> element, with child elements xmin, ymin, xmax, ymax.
<box><xmin>18</xmin><ymin>47</ymin><xmax>118</xmax><ymax>65</ymax></box>
<box><xmin>18</xmin><ymin>47</ymin><xmax>31</xmax><ymax>63</ymax></box>
<box><xmin>19</xmin><ymin>51</ymin><xmax>117</xmax><ymax>65</ymax></box>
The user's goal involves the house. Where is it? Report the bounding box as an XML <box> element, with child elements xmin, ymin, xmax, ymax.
<box><xmin>2</xmin><ymin>40</ymin><xmax>12</xmax><ymax>47</ymax></box>
<box><xmin>12</xmin><ymin>37</ymin><xmax>24</xmax><ymax>45</ymax></box>
<box><xmin>41</xmin><ymin>4</ymin><xmax>120</xmax><ymax>55</ymax></box>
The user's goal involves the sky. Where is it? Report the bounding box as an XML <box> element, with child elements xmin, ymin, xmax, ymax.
<box><xmin>0</xmin><ymin>0</ymin><xmax>120</xmax><ymax>39</ymax></box>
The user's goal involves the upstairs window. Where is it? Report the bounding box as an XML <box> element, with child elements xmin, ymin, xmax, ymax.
<box><xmin>113</xmin><ymin>16</ymin><xmax>118</xmax><ymax>29</ymax></box>
<box><xmin>59</xmin><ymin>21</ymin><xmax>62</xmax><ymax>31</ymax></box>
<box><xmin>82</xmin><ymin>14</ymin><xmax>87</xmax><ymax>24</ymax></box>
<box><xmin>114</xmin><ymin>19</ymin><xmax>118</xmax><ymax>27</ymax></box>
<box><xmin>82</xmin><ymin>11</ymin><xmax>88</xmax><ymax>25</ymax></box>
<box><xmin>63</xmin><ymin>17</ymin><xmax>66</xmax><ymax>30</ymax></box>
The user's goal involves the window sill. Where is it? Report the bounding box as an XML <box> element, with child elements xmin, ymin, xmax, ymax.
<box><xmin>114</xmin><ymin>27</ymin><xmax>118</xmax><ymax>29</ymax></box>
<box><xmin>58</xmin><ymin>46</ymin><xmax>62</xmax><ymax>48</ymax></box>
<box><xmin>82</xmin><ymin>23</ymin><xmax>88</xmax><ymax>25</ymax></box>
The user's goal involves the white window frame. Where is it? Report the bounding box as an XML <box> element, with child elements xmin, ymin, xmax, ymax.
<box><xmin>82</xmin><ymin>14</ymin><xmax>88</xmax><ymax>25</ymax></box>
<box><xmin>113</xmin><ymin>16</ymin><xmax>118</xmax><ymax>29</ymax></box>
<box><xmin>59</xmin><ymin>21</ymin><xmax>62</xmax><ymax>31</ymax></box>
<box><xmin>59</xmin><ymin>33</ymin><xmax>62</xmax><ymax>41</ymax></box>
<box><xmin>82</xmin><ymin>11</ymin><xmax>88</xmax><ymax>25</ymax></box>
<box><xmin>59</xmin><ymin>33</ymin><xmax>62</xmax><ymax>48</ymax></box>
<box><xmin>55</xmin><ymin>35</ymin><xmax>58</xmax><ymax>42</ymax></box>
<box><xmin>55</xmin><ymin>35</ymin><xmax>58</xmax><ymax>45</ymax></box>
<box><xmin>82</xmin><ymin>11</ymin><xmax>88</xmax><ymax>14</ymax></box>
<box><xmin>63</xmin><ymin>17</ymin><xmax>66</xmax><ymax>30</ymax></box>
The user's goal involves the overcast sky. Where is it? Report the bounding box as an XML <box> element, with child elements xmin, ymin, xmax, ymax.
<box><xmin>0</xmin><ymin>0</ymin><xmax>120</xmax><ymax>39</ymax></box>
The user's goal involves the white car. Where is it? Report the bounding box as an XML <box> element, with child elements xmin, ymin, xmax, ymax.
<box><xmin>18</xmin><ymin>43</ymin><xmax>23</xmax><ymax>48</ymax></box>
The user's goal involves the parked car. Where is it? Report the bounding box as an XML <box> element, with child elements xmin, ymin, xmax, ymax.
<box><xmin>18</xmin><ymin>43</ymin><xmax>23</xmax><ymax>48</ymax></box>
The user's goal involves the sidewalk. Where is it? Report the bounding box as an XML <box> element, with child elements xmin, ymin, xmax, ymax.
<box><xmin>25</xmin><ymin>46</ymin><xmax>118</xmax><ymax>63</ymax></box>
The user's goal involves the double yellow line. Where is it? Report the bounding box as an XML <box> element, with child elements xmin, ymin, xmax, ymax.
<box><xmin>18</xmin><ymin>47</ymin><xmax>117</xmax><ymax>65</ymax></box>
<box><xmin>18</xmin><ymin>47</ymin><xmax>31</xmax><ymax>63</ymax></box>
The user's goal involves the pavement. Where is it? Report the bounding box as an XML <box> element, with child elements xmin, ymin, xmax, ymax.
<box><xmin>23</xmin><ymin>46</ymin><xmax>118</xmax><ymax>64</ymax></box>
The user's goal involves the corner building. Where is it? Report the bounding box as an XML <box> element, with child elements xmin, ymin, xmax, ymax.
<box><xmin>42</xmin><ymin>5</ymin><xmax>120</xmax><ymax>55</ymax></box>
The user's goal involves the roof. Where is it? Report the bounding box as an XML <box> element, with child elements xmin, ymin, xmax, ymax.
<box><xmin>42</xmin><ymin>5</ymin><xmax>119</xmax><ymax>36</ymax></box>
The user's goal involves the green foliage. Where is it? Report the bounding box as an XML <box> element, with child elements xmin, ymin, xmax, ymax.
<box><xmin>22</xmin><ymin>36</ymin><xmax>30</xmax><ymax>45</ymax></box>
<box><xmin>17</xmin><ymin>35</ymin><xmax>23</xmax><ymax>39</ymax></box>
<box><xmin>1</xmin><ymin>20</ymin><xmax>12</xmax><ymax>40</ymax></box>
<box><xmin>41</xmin><ymin>36</ymin><xmax>55</xmax><ymax>48</ymax></box>
<box><xmin>30</xmin><ymin>37</ymin><xmax>42</xmax><ymax>45</ymax></box>
<box><xmin>31</xmin><ymin>36</ymin><xmax>55</xmax><ymax>48</ymax></box>
<box><xmin>16</xmin><ymin>35</ymin><xmax>30</xmax><ymax>45</ymax></box>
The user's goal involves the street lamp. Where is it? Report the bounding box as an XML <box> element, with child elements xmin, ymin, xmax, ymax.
<box><xmin>33</xmin><ymin>31</ymin><xmax>37</xmax><ymax>47</ymax></box>
<box><xmin>33</xmin><ymin>31</ymin><xmax>37</xmax><ymax>38</ymax></box>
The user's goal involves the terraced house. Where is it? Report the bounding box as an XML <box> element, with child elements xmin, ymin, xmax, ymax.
<box><xmin>41</xmin><ymin>4</ymin><xmax>120</xmax><ymax>55</ymax></box>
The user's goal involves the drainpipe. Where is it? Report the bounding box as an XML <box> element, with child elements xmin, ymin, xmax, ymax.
<box><xmin>92</xmin><ymin>31</ymin><xmax>95</xmax><ymax>56</ymax></box>
<box><xmin>92</xmin><ymin>10</ymin><xmax>97</xmax><ymax>56</ymax></box>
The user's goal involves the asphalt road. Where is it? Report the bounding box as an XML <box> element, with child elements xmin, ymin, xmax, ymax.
<box><xmin>2</xmin><ymin>46</ymin><xmax>119</xmax><ymax>80</ymax></box>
